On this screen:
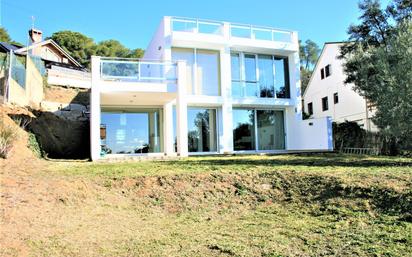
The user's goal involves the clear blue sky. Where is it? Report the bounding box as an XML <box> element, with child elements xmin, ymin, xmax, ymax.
<box><xmin>2</xmin><ymin>0</ymin><xmax>392</xmax><ymax>49</ymax></box>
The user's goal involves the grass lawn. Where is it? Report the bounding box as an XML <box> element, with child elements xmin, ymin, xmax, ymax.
<box><xmin>1</xmin><ymin>153</ymin><xmax>411</xmax><ymax>256</ymax></box>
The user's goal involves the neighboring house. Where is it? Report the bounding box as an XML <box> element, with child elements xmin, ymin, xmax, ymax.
<box><xmin>90</xmin><ymin>16</ymin><xmax>333</xmax><ymax>160</ymax></box>
<box><xmin>1</xmin><ymin>28</ymin><xmax>90</xmax><ymax>106</ymax></box>
<box><xmin>303</xmin><ymin>42</ymin><xmax>377</xmax><ymax>132</ymax></box>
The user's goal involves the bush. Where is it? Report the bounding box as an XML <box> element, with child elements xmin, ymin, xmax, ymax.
<box><xmin>28</xmin><ymin>132</ymin><xmax>42</xmax><ymax>158</ymax></box>
<box><xmin>0</xmin><ymin>123</ymin><xmax>17</xmax><ymax>158</ymax></box>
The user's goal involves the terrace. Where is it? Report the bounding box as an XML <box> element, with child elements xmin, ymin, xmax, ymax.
<box><xmin>168</xmin><ymin>16</ymin><xmax>298</xmax><ymax>52</ymax></box>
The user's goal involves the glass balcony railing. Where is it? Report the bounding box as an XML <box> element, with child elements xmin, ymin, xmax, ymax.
<box><xmin>171</xmin><ymin>17</ymin><xmax>223</xmax><ymax>35</ymax></box>
<box><xmin>100</xmin><ymin>58</ymin><xmax>177</xmax><ymax>82</ymax></box>
<box><xmin>169</xmin><ymin>17</ymin><xmax>294</xmax><ymax>43</ymax></box>
<box><xmin>230</xmin><ymin>24</ymin><xmax>293</xmax><ymax>43</ymax></box>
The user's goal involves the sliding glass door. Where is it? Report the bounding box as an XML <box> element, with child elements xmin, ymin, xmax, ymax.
<box><xmin>172</xmin><ymin>107</ymin><xmax>218</xmax><ymax>153</ymax></box>
<box><xmin>257</xmin><ymin>110</ymin><xmax>285</xmax><ymax>150</ymax></box>
<box><xmin>233</xmin><ymin>109</ymin><xmax>285</xmax><ymax>151</ymax></box>
<box><xmin>233</xmin><ymin>109</ymin><xmax>256</xmax><ymax>151</ymax></box>
<box><xmin>100</xmin><ymin>109</ymin><xmax>162</xmax><ymax>154</ymax></box>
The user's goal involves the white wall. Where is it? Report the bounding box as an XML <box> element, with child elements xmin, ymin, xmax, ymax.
<box><xmin>287</xmin><ymin>116</ymin><xmax>333</xmax><ymax>151</ymax></box>
<box><xmin>304</xmin><ymin>43</ymin><xmax>376</xmax><ymax>131</ymax></box>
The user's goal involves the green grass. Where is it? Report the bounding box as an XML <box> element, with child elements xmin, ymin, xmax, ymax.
<box><xmin>7</xmin><ymin>153</ymin><xmax>412</xmax><ymax>256</ymax></box>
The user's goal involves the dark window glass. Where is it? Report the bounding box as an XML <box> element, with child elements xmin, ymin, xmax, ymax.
<box><xmin>258</xmin><ymin>55</ymin><xmax>275</xmax><ymax>98</ymax></box>
<box><xmin>233</xmin><ymin>109</ymin><xmax>256</xmax><ymax>151</ymax></box>
<box><xmin>325</xmin><ymin>64</ymin><xmax>331</xmax><ymax>77</ymax></box>
<box><xmin>274</xmin><ymin>57</ymin><xmax>290</xmax><ymax>98</ymax></box>
<box><xmin>187</xmin><ymin>108</ymin><xmax>217</xmax><ymax>152</ymax></box>
<box><xmin>257</xmin><ymin>110</ymin><xmax>285</xmax><ymax>150</ymax></box>
<box><xmin>308</xmin><ymin>102</ymin><xmax>313</xmax><ymax>115</ymax></box>
<box><xmin>321</xmin><ymin>68</ymin><xmax>325</xmax><ymax>79</ymax></box>
<box><xmin>333</xmin><ymin>92</ymin><xmax>339</xmax><ymax>104</ymax></box>
<box><xmin>322</xmin><ymin>97</ymin><xmax>329</xmax><ymax>111</ymax></box>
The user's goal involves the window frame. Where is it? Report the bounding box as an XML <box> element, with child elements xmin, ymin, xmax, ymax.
<box><xmin>325</xmin><ymin>64</ymin><xmax>332</xmax><ymax>77</ymax></box>
<box><xmin>231</xmin><ymin>52</ymin><xmax>290</xmax><ymax>99</ymax></box>
<box><xmin>322</xmin><ymin>97</ymin><xmax>329</xmax><ymax>111</ymax></box>
<box><xmin>232</xmin><ymin>108</ymin><xmax>286</xmax><ymax>152</ymax></box>
<box><xmin>307</xmin><ymin>102</ymin><xmax>313</xmax><ymax>115</ymax></box>
<box><xmin>333</xmin><ymin>92</ymin><xmax>339</xmax><ymax>104</ymax></box>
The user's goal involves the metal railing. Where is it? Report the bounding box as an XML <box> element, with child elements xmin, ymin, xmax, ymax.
<box><xmin>100</xmin><ymin>58</ymin><xmax>177</xmax><ymax>82</ymax></box>
<box><xmin>170</xmin><ymin>16</ymin><xmax>294</xmax><ymax>43</ymax></box>
<box><xmin>171</xmin><ymin>17</ymin><xmax>223</xmax><ymax>35</ymax></box>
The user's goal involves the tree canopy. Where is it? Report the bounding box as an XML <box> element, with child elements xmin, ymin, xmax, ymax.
<box><xmin>49</xmin><ymin>31</ymin><xmax>144</xmax><ymax>68</ymax></box>
<box><xmin>299</xmin><ymin>39</ymin><xmax>321</xmax><ymax>94</ymax></box>
<box><xmin>0</xmin><ymin>27</ymin><xmax>12</xmax><ymax>43</ymax></box>
<box><xmin>341</xmin><ymin>0</ymin><xmax>412</xmax><ymax>154</ymax></box>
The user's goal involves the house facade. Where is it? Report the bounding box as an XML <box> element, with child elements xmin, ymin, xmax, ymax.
<box><xmin>303</xmin><ymin>42</ymin><xmax>377</xmax><ymax>132</ymax></box>
<box><xmin>90</xmin><ymin>16</ymin><xmax>332</xmax><ymax>160</ymax></box>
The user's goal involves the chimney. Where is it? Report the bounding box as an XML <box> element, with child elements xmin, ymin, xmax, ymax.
<box><xmin>29</xmin><ymin>28</ymin><xmax>43</xmax><ymax>44</ymax></box>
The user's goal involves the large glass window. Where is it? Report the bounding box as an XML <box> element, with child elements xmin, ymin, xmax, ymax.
<box><xmin>233</xmin><ymin>109</ymin><xmax>256</xmax><ymax>151</ymax></box>
<box><xmin>172</xmin><ymin>48</ymin><xmax>194</xmax><ymax>94</ymax></box>
<box><xmin>100</xmin><ymin>109</ymin><xmax>162</xmax><ymax>154</ymax></box>
<box><xmin>233</xmin><ymin>109</ymin><xmax>285</xmax><ymax>151</ymax></box>
<box><xmin>257</xmin><ymin>110</ymin><xmax>285</xmax><ymax>150</ymax></box>
<box><xmin>258</xmin><ymin>55</ymin><xmax>275</xmax><ymax>97</ymax></box>
<box><xmin>196</xmin><ymin>50</ymin><xmax>220</xmax><ymax>96</ymax></box>
<box><xmin>187</xmin><ymin>108</ymin><xmax>217</xmax><ymax>152</ymax></box>
<box><xmin>172</xmin><ymin>48</ymin><xmax>220</xmax><ymax>96</ymax></box>
<box><xmin>231</xmin><ymin>53</ymin><xmax>242</xmax><ymax>97</ymax></box>
<box><xmin>244</xmin><ymin>54</ymin><xmax>258</xmax><ymax>97</ymax></box>
<box><xmin>274</xmin><ymin>57</ymin><xmax>290</xmax><ymax>98</ymax></box>
<box><xmin>230</xmin><ymin>52</ymin><xmax>290</xmax><ymax>99</ymax></box>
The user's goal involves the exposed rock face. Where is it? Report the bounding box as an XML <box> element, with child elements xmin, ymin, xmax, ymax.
<box><xmin>29</xmin><ymin>110</ymin><xmax>90</xmax><ymax>159</ymax></box>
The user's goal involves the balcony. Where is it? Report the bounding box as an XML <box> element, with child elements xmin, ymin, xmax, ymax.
<box><xmin>99</xmin><ymin>58</ymin><xmax>177</xmax><ymax>83</ymax></box>
<box><xmin>92</xmin><ymin>57</ymin><xmax>181</xmax><ymax>97</ymax></box>
<box><xmin>169</xmin><ymin>16</ymin><xmax>296</xmax><ymax>47</ymax></box>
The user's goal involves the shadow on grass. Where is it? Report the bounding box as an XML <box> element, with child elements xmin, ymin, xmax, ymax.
<box><xmin>160</xmin><ymin>153</ymin><xmax>412</xmax><ymax>168</ymax></box>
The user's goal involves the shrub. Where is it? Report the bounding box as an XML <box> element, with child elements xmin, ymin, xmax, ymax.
<box><xmin>0</xmin><ymin>122</ymin><xmax>17</xmax><ymax>158</ymax></box>
<box><xmin>28</xmin><ymin>132</ymin><xmax>42</xmax><ymax>158</ymax></box>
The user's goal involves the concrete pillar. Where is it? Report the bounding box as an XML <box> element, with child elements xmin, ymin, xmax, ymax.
<box><xmin>90</xmin><ymin>56</ymin><xmax>101</xmax><ymax>161</ymax></box>
<box><xmin>219</xmin><ymin>46</ymin><xmax>234</xmax><ymax>153</ymax></box>
<box><xmin>176</xmin><ymin>61</ymin><xmax>188</xmax><ymax>157</ymax></box>
<box><xmin>163</xmin><ymin>101</ymin><xmax>174</xmax><ymax>155</ymax></box>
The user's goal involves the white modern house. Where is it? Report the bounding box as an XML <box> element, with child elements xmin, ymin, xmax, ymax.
<box><xmin>303</xmin><ymin>42</ymin><xmax>377</xmax><ymax>132</ymax></box>
<box><xmin>90</xmin><ymin>16</ymin><xmax>333</xmax><ymax>160</ymax></box>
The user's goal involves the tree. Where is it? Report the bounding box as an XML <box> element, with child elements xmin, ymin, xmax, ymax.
<box><xmin>95</xmin><ymin>40</ymin><xmax>131</xmax><ymax>58</ymax></box>
<box><xmin>95</xmin><ymin>40</ymin><xmax>144</xmax><ymax>59</ymax></box>
<box><xmin>0</xmin><ymin>27</ymin><xmax>12</xmax><ymax>42</ymax></box>
<box><xmin>299</xmin><ymin>39</ymin><xmax>321</xmax><ymax>94</ymax></box>
<box><xmin>341</xmin><ymin>0</ymin><xmax>412</xmax><ymax>154</ymax></box>
<box><xmin>50</xmin><ymin>31</ymin><xmax>144</xmax><ymax>68</ymax></box>
<box><xmin>49</xmin><ymin>31</ymin><xmax>95</xmax><ymax>68</ymax></box>
<box><xmin>300</xmin><ymin>39</ymin><xmax>321</xmax><ymax>70</ymax></box>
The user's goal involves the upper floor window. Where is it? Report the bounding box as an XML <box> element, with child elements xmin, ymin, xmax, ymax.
<box><xmin>333</xmin><ymin>92</ymin><xmax>339</xmax><ymax>104</ymax></box>
<box><xmin>321</xmin><ymin>64</ymin><xmax>332</xmax><ymax>80</ymax></box>
<box><xmin>231</xmin><ymin>52</ymin><xmax>290</xmax><ymax>99</ymax></box>
<box><xmin>307</xmin><ymin>102</ymin><xmax>313</xmax><ymax>115</ymax></box>
<box><xmin>325</xmin><ymin>64</ymin><xmax>332</xmax><ymax>77</ymax></box>
<box><xmin>322</xmin><ymin>97</ymin><xmax>329</xmax><ymax>111</ymax></box>
<box><xmin>172</xmin><ymin>47</ymin><xmax>220</xmax><ymax>96</ymax></box>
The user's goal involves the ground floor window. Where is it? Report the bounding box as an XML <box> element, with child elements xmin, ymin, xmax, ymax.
<box><xmin>100</xmin><ymin>109</ymin><xmax>162</xmax><ymax>154</ymax></box>
<box><xmin>233</xmin><ymin>109</ymin><xmax>285</xmax><ymax>151</ymax></box>
<box><xmin>173</xmin><ymin>107</ymin><xmax>218</xmax><ymax>153</ymax></box>
<box><xmin>187</xmin><ymin>108</ymin><xmax>217</xmax><ymax>152</ymax></box>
